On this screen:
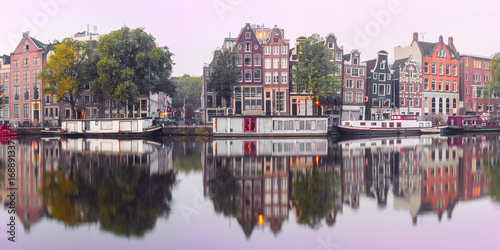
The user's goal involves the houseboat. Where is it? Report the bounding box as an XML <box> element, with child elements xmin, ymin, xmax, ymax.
<box><xmin>212</xmin><ymin>116</ymin><xmax>329</xmax><ymax>137</ymax></box>
<box><xmin>445</xmin><ymin>114</ymin><xmax>500</xmax><ymax>134</ymax></box>
<box><xmin>336</xmin><ymin>115</ymin><xmax>433</xmax><ymax>136</ymax></box>
<box><xmin>42</xmin><ymin>117</ymin><xmax>162</xmax><ymax>138</ymax></box>
<box><xmin>0</xmin><ymin>125</ymin><xmax>18</xmax><ymax>137</ymax></box>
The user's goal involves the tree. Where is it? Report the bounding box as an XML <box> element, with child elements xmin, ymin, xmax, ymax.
<box><xmin>292</xmin><ymin>34</ymin><xmax>342</xmax><ymax>114</ymax></box>
<box><xmin>485</xmin><ymin>53</ymin><xmax>500</xmax><ymax>114</ymax></box>
<box><xmin>0</xmin><ymin>81</ymin><xmax>4</xmax><ymax>109</ymax></box>
<box><xmin>96</xmin><ymin>27</ymin><xmax>175</xmax><ymax>117</ymax></box>
<box><xmin>172</xmin><ymin>74</ymin><xmax>202</xmax><ymax>119</ymax></box>
<box><xmin>38</xmin><ymin>38</ymin><xmax>99</xmax><ymax>119</ymax></box>
<box><xmin>208</xmin><ymin>49</ymin><xmax>240</xmax><ymax>107</ymax></box>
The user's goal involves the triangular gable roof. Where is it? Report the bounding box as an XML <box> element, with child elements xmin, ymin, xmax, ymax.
<box><xmin>235</xmin><ymin>23</ymin><xmax>259</xmax><ymax>45</ymax></box>
<box><xmin>30</xmin><ymin>36</ymin><xmax>47</xmax><ymax>50</ymax></box>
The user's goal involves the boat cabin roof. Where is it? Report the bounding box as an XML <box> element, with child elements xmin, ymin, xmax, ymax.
<box><xmin>213</xmin><ymin>115</ymin><xmax>329</xmax><ymax>118</ymax></box>
<box><xmin>62</xmin><ymin>117</ymin><xmax>154</xmax><ymax>122</ymax></box>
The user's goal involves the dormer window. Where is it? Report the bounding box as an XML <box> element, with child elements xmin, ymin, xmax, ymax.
<box><xmin>353</xmin><ymin>58</ymin><xmax>358</xmax><ymax>65</ymax></box>
<box><xmin>328</xmin><ymin>42</ymin><xmax>333</xmax><ymax>48</ymax></box>
<box><xmin>380</xmin><ymin>61</ymin><xmax>386</xmax><ymax>70</ymax></box>
<box><xmin>22</xmin><ymin>42</ymin><xmax>29</xmax><ymax>53</ymax></box>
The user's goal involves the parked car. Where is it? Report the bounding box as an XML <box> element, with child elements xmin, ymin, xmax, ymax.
<box><xmin>153</xmin><ymin>118</ymin><xmax>178</xmax><ymax>127</ymax></box>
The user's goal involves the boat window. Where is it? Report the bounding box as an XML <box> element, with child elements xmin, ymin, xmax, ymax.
<box><xmin>371</xmin><ymin>122</ymin><xmax>377</xmax><ymax>126</ymax></box>
<box><xmin>397</xmin><ymin>123</ymin><xmax>402</xmax><ymax>128</ymax></box>
<box><xmin>101</xmin><ymin>121</ymin><xmax>113</xmax><ymax>130</ymax></box>
<box><xmin>419</xmin><ymin>123</ymin><xmax>423</xmax><ymax>127</ymax></box>
<box><xmin>244</xmin><ymin>118</ymin><xmax>256</xmax><ymax>132</ymax></box>
<box><xmin>462</xmin><ymin>120</ymin><xmax>467</xmax><ymax>126</ymax></box>
<box><xmin>360</xmin><ymin>122</ymin><xmax>365</xmax><ymax>126</ymax></box>
<box><xmin>472</xmin><ymin>120</ymin><xmax>476</xmax><ymax>125</ymax></box>
<box><xmin>381</xmin><ymin>122</ymin><xmax>387</xmax><ymax>128</ymax></box>
<box><xmin>389</xmin><ymin>122</ymin><xmax>394</xmax><ymax>128</ymax></box>
<box><xmin>482</xmin><ymin>123</ymin><xmax>486</xmax><ymax>126</ymax></box>
<box><xmin>488</xmin><ymin>123</ymin><xmax>492</xmax><ymax>126</ymax></box>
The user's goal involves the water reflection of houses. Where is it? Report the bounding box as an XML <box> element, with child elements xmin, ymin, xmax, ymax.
<box><xmin>1</xmin><ymin>138</ymin><xmax>172</xmax><ymax>231</ymax></box>
<box><xmin>203</xmin><ymin>138</ymin><xmax>329</xmax><ymax>236</ymax></box>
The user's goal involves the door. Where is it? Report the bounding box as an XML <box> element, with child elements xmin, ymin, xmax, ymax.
<box><xmin>292</xmin><ymin>103</ymin><xmax>297</xmax><ymax>116</ymax></box>
<box><xmin>244</xmin><ymin>118</ymin><xmax>256</xmax><ymax>132</ymax></box>
<box><xmin>266</xmin><ymin>100</ymin><xmax>271</xmax><ymax>115</ymax></box>
<box><xmin>235</xmin><ymin>101</ymin><xmax>241</xmax><ymax>115</ymax></box>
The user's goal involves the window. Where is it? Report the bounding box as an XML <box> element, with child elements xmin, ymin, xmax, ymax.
<box><xmin>346</xmin><ymin>79</ymin><xmax>353</xmax><ymax>88</ymax></box>
<box><xmin>439</xmin><ymin>64</ymin><xmax>443</xmax><ymax>75</ymax></box>
<box><xmin>23</xmin><ymin>42</ymin><xmax>29</xmax><ymax>53</ymax></box>
<box><xmin>401</xmin><ymin>83</ymin><xmax>405</xmax><ymax>91</ymax></box>
<box><xmin>359</xmin><ymin>69</ymin><xmax>364</xmax><ymax>76</ymax></box>
<box><xmin>13</xmin><ymin>60</ymin><xmax>20</xmax><ymax>69</ymax></box>
<box><xmin>245</xmin><ymin>69</ymin><xmax>252</xmax><ymax>82</ymax></box>
<box><xmin>353</xmin><ymin>58</ymin><xmax>358</xmax><ymax>65</ymax></box>
<box><xmin>373</xmin><ymin>84</ymin><xmax>377</xmax><ymax>94</ymax></box>
<box><xmin>4</xmin><ymin>73</ymin><xmax>9</xmax><ymax>82</ymax></box>
<box><xmin>243</xmin><ymin>87</ymin><xmax>262</xmax><ymax>97</ymax></box>
<box><xmin>380</xmin><ymin>61</ymin><xmax>386</xmax><ymax>69</ymax></box>
<box><xmin>244</xmin><ymin>100</ymin><xmax>262</xmax><ymax>111</ymax></box>
<box><xmin>273</xmin><ymin>59</ymin><xmax>279</xmax><ymax>69</ymax></box>
<box><xmin>439</xmin><ymin>80</ymin><xmax>443</xmax><ymax>91</ymax></box>
<box><xmin>336</xmin><ymin>52</ymin><xmax>342</xmax><ymax>61</ymax></box>
<box><xmin>23</xmin><ymin>103</ymin><xmax>29</xmax><ymax>118</ymax></box>
<box><xmin>388</xmin><ymin>73</ymin><xmax>391</xmax><ymax>80</ymax></box>
<box><xmin>237</xmin><ymin>70</ymin><xmax>242</xmax><ymax>82</ymax></box>
<box><xmin>245</xmin><ymin>32</ymin><xmax>250</xmax><ymax>39</ymax></box>
<box><xmin>281</xmin><ymin>72</ymin><xmax>287</xmax><ymax>83</ymax></box>
<box><xmin>408</xmin><ymin>98</ymin><xmax>413</xmax><ymax>107</ymax></box>
<box><xmin>408</xmin><ymin>84</ymin><xmax>413</xmax><ymax>93</ymax></box>
<box><xmin>345</xmin><ymin>92</ymin><xmax>353</xmax><ymax>102</ymax></box>
<box><xmin>378</xmin><ymin>84</ymin><xmax>385</xmax><ymax>95</ymax></box>
<box><xmin>265</xmin><ymin>72</ymin><xmax>271</xmax><ymax>83</ymax></box>
<box><xmin>32</xmin><ymin>57</ymin><xmax>39</xmax><ymax>66</ymax></box>
<box><xmin>14</xmin><ymin>104</ymin><xmax>19</xmax><ymax>118</ymax></box>
<box><xmin>33</xmin><ymin>84</ymin><xmax>39</xmax><ymax>100</ymax></box>
<box><xmin>206</xmin><ymin>96</ymin><xmax>213</xmax><ymax>108</ymax></box>
<box><xmin>273</xmin><ymin>72</ymin><xmax>279</xmax><ymax>83</ymax></box>
<box><xmin>328</xmin><ymin>42</ymin><xmax>333</xmax><ymax>48</ymax></box>
<box><xmin>446</xmin><ymin>64</ymin><xmax>450</xmax><ymax>75</ymax></box>
<box><xmin>431</xmin><ymin>80</ymin><xmax>436</xmax><ymax>90</ymax></box>
<box><xmin>356</xmin><ymin>80</ymin><xmax>363</xmax><ymax>89</ymax></box>
<box><xmin>4</xmin><ymin>84</ymin><xmax>8</xmax><ymax>94</ymax></box>
<box><xmin>84</xmin><ymin>95</ymin><xmax>90</xmax><ymax>104</ymax></box>
<box><xmin>416</xmin><ymin>98</ymin><xmax>419</xmax><ymax>106</ymax></box>
<box><xmin>4</xmin><ymin>108</ymin><xmax>9</xmax><ymax>119</ymax></box>
<box><xmin>265</xmin><ymin>59</ymin><xmax>271</xmax><ymax>69</ymax></box>
<box><xmin>3</xmin><ymin>97</ymin><xmax>8</xmax><ymax>104</ymax></box>
<box><xmin>352</xmin><ymin>68</ymin><xmax>359</xmax><ymax>77</ymax></box>
<box><xmin>446</xmin><ymin>81</ymin><xmax>450</xmax><ymax>91</ymax></box>
<box><xmin>22</xmin><ymin>71</ymin><xmax>29</xmax><ymax>83</ymax></box>
<box><xmin>276</xmin><ymin>92</ymin><xmax>285</xmax><ymax>111</ymax></box>
<box><xmin>254</xmin><ymin>54</ymin><xmax>261</xmax><ymax>66</ymax></box>
<box><xmin>236</xmin><ymin>55</ymin><xmax>242</xmax><ymax>66</ymax></box>
<box><xmin>265</xmin><ymin>46</ymin><xmax>271</xmax><ymax>55</ymax></box>
<box><xmin>356</xmin><ymin>93</ymin><xmax>363</xmax><ymax>103</ymax></box>
<box><xmin>13</xmin><ymin>86</ymin><xmax>20</xmax><ymax>101</ymax></box>
<box><xmin>273</xmin><ymin>46</ymin><xmax>279</xmax><ymax>55</ymax></box>
<box><xmin>409</xmin><ymin>70</ymin><xmax>413</xmax><ymax>79</ymax></box>
<box><xmin>424</xmin><ymin>62</ymin><xmax>429</xmax><ymax>74</ymax></box>
<box><xmin>346</xmin><ymin>68</ymin><xmax>351</xmax><ymax>75</ymax></box>
<box><xmin>245</xmin><ymin>42</ymin><xmax>252</xmax><ymax>52</ymax></box>
<box><xmin>401</xmin><ymin>98</ymin><xmax>405</xmax><ymax>106</ymax></box>
<box><xmin>416</xmin><ymin>83</ymin><xmax>420</xmax><ymax>92</ymax></box>
<box><xmin>22</xmin><ymin>58</ymin><xmax>29</xmax><ymax>68</ymax></box>
<box><xmin>432</xmin><ymin>63</ymin><xmax>436</xmax><ymax>74</ymax></box>
<box><xmin>387</xmin><ymin>84</ymin><xmax>391</xmax><ymax>94</ymax></box>
<box><xmin>282</xmin><ymin>46</ymin><xmax>287</xmax><ymax>54</ymax></box>
<box><xmin>379</xmin><ymin>73</ymin><xmax>385</xmax><ymax>81</ymax></box>
<box><xmin>254</xmin><ymin>69</ymin><xmax>261</xmax><ymax>82</ymax></box>
<box><xmin>244</xmin><ymin>54</ymin><xmax>251</xmax><ymax>66</ymax></box>
<box><xmin>32</xmin><ymin>69</ymin><xmax>39</xmax><ymax>82</ymax></box>
<box><xmin>453</xmin><ymin>81</ymin><xmax>457</xmax><ymax>92</ymax></box>
<box><xmin>281</xmin><ymin>58</ymin><xmax>287</xmax><ymax>69</ymax></box>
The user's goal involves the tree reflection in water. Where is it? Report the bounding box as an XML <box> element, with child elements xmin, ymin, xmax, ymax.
<box><xmin>292</xmin><ymin>168</ymin><xmax>340</xmax><ymax>229</ymax></box>
<box><xmin>42</xmin><ymin>165</ymin><xmax>177</xmax><ymax>237</ymax></box>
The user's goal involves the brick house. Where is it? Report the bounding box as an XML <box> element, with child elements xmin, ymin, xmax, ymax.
<box><xmin>459</xmin><ymin>54</ymin><xmax>496</xmax><ymax>115</ymax></box>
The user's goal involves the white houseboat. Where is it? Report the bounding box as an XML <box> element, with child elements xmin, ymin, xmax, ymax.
<box><xmin>336</xmin><ymin>115</ymin><xmax>433</xmax><ymax>136</ymax></box>
<box><xmin>212</xmin><ymin>116</ymin><xmax>329</xmax><ymax>137</ymax></box>
<box><xmin>42</xmin><ymin>117</ymin><xmax>162</xmax><ymax>138</ymax></box>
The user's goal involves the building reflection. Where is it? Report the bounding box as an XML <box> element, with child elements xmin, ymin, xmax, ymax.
<box><xmin>0</xmin><ymin>138</ymin><xmax>175</xmax><ymax>237</ymax></box>
<box><xmin>202</xmin><ymin>134</ymin><xmax>499</xmax><ymax>236</ymax></box>
<box><xmin>203</xmin><ymin>138</ymin><xmax>338</xmax><ymax>236</ymax></box>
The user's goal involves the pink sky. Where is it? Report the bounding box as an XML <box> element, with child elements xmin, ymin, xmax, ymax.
<box><xmin>1</xmin><ymin>0</ymin><xmax>499</xmax><ymax>77</ymax></box>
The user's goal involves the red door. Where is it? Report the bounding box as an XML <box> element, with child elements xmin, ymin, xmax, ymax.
<box><xmin>244</xmin><ymin>118</ymin><xmax>256</xmax><ymax>132</ymax></box>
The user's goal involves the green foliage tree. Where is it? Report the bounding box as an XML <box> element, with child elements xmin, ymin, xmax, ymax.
<box><xmin>96</xmin><ymin>27</ymin><xmax>175</xmax><ymax>117</ymax></box>
<box><xmin>208</xmin><ymin>49</ymin><xmax>240</xmax><ymax>107</ymax></box>
<box><xmin>172</xmin><ymin>74</ymin><xmax>202</xmax><ymax>119</ymax></box>
<box><xmin>292</xmin><ymin>168</ymin><xmax>339</xmax><ymax>229</ymax></box>
<box><xmin>38</xmin><ymin>38</ymin><xmax>99</xmax><ymax>119</ymax></box>
<box><xmin>0</xmin><ymin>81</ymin><xmax>4</xmax><ymax>109</ymax></box>
<box><xmin>292</xmin><ymin>34</ymin><xmax>342</xmax><ymax>113</ymax></box>
<box><xmin>485</xmin><ymin>53</ymin><xmax>500</xmax><ymax>112</ymax></box>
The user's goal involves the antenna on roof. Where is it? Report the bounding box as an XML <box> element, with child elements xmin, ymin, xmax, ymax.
<box><xmin>420</xmin><ymin>32</ymin><xmax>426</xmax><ymax>42</ymax></box>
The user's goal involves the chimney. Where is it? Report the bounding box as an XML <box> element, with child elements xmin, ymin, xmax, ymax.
<box><xmin>439</xmin><ymin>35</ymin><xmax>443</xmax><ymax>43</ymax></box>
<box><xmin>413</xmin><ymin>32</ymin><xmax>418</xmax><ymax>42</ymax></box>
<box><xmin>448</xmin><ymin>37</ymin><xmax>453</xmax><ymax>46</ymax></box>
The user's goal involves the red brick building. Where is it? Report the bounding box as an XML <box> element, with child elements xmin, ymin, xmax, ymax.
<box><xmin>459</xmin><ymin>54</ymin><xmax>496</xmax><ymax>115</ymax></box>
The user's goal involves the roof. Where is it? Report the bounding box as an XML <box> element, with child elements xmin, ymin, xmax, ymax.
<box><xmin>364</xmin><ymin>59</ymin><xmax>376</xmax><ymax>72</ymax></box>
<box><xmin>391</xmin><ymin>57</ymin><xmax>408</xmax><ymax>71</ymax></box>
<box><xmin>343</xmin><ymin>54</ymin><xmax>351</xmax><ymax>62</ymax></box>
<box><xmin>30</xmin><ymin>36</ymin><xmax>47</xmax><ymax>50</ymax></box>
<box><xmin>416</xmin><ymin>41</ymin><xmax>436</xmax><ymax>57</ymax></box>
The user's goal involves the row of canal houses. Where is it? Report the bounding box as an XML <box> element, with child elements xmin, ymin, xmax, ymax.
<box><xmin>0</xmin><ymin>28</ymin><xmax>171</xmax><ymax>127</ymax></box>
<box><xmin>202</xmin><ymin>24</ymin><xmax>496</xmax><ymax>124</ymax></box>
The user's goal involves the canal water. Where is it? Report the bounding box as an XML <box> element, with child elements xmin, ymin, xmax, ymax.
<box><xmin>1</xmin><ymin>135</ymin><xmax>499</xmax><ymax>250</ymax></box>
